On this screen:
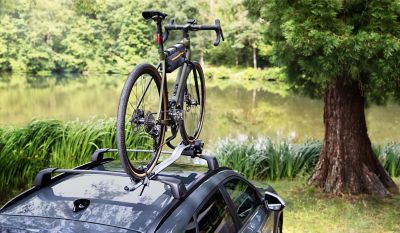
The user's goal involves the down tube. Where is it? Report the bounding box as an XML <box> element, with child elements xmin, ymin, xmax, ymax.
<box><xmin>156</xmin><ymin>61</ymin><xmax>167</xmax><ymax>121</ymax></box>
<box><xmin>174</xmin><ymin>63</ymin><xmax>192</xmax><ymax>104</ymax></box>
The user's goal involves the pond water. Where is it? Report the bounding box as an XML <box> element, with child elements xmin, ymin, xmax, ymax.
<box><xmin>0</xmin><ymin>73</ymin><xmax>399</xmax><ymax>149</ymax></box>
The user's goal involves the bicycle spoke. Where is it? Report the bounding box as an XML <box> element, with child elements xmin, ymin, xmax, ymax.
<box><xmin>136</xmin><ymin>75</ymin><xmax>153</xmax><ymax>110</ymax></box>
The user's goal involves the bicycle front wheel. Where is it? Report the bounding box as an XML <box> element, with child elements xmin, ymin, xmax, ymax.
<box><xmin>179</xmin><ymin>62</ymin><xmax>206</xmax><ymax>144</ymax></box>
<box><xmin>116</xmin><ymin>64</ymin><xmax>167</xmax><ymax>179</ymax></box>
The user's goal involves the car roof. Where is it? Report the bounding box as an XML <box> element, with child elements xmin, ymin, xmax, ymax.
<box><xmin>0</xmin><ymin>159</ymin><xmax>223</xmax><ymax>233</ymax></box>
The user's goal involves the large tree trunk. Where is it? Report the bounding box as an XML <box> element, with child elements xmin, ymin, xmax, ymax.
<box><xmin>309</xmin><ymin>78</ymin><xmax>399</xmax><ymax>197</ymax></box>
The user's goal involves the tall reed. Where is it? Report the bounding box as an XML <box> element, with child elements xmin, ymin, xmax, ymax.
<box><xmin>216</xmin><ymin>138</ymin><xmax>400</xmax><ymax>180</ymax></box>
<box><xmin>0</xmin><ymin>119</ymin><xmax>150</xmax><ymax>195</ymax></box>
<box><xmin>374</xmin><ymin>143</ymin><xmax>400</xmax><ymax>177</ymax></box>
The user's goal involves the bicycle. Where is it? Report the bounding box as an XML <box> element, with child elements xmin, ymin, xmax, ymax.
<box><xmin>116</xmin><ymin>10</ymin><xmax>224</xmax><ymax>179</ymax></box>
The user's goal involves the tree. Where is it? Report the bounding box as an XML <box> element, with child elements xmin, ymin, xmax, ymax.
<box><xmin>247</xmin><ymin>0</ymin><xmax>400</xmax><ymax>196</ymax></box>
<box><xmin>229</xmin><ymin>1</ymin><xmax>262</xmax><ymax>68</ymax></box>
<box><xmin>0</xmin><ymin>16</ymin><xmax>16</xmax><ymax>71</ymax></box>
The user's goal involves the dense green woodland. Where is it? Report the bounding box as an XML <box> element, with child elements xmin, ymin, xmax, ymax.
<box><xmin>0</xmin><ymin>0</ymin><xmax>268</xmax><ymax>74</ymax></box>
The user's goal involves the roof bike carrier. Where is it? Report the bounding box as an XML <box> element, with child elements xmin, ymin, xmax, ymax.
<box><xmin>123</xmin><ymin>140</ymin><xmax>219</xmax><ymax>194</ymax></box>
<box><xmin>33</xmin><ymin>140</ymin><xmax>219</xmax><ymax>200</ymax></box>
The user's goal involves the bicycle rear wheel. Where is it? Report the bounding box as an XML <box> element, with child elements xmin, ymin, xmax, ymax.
<box><xmin>179</xmin><ymin>62</ymin><xmax>205</xmax><ymax>144</ymax></box>
<box><xmin>117</xmin><ymin>64</ymin><xmax>167</xmax><ymax>179</ymax></box>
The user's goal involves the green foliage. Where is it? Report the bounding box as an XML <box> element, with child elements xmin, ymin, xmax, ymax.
<box><xmin>204</xmin><ymin>0</ymin><xmax>269</xmax><ymax>67</ymax></box>
<box><xmin>0</xmin><ymin>0</ymin><xmax>272</xmax><ymax>74</ymax></box>
<box><xmin>0</xmin><ymin>15</ymin><xmax>19</xmax><ymax>71</ymax></box>
<box><xmin>25</xmin><ymin>46</ymin><xmax>54</xmax><ymax>74</ymax></box>
<box><xmin>206</xmin><ymin>65</ymin><xmax>286</xmax><ymax>82</ymax></box>
<box><xmin>216</xmin><ymin>138</ymin><xmax>400</xmax><ymax>180</ymax></box>
<box><xmin>0</xmin><ymin>119</ymin><xmax>151</xmax><ymax>195</ymax></box>
<box><xmin>0</xmin><ymin>0</ymin><xmax>157</xmax><ymax>74</ymax></box>
<box><xmin>242</xmin><ymin>67</ymin><xmax>286</xmax><ymax>81</ymax></box>
<box><xmin>374</xmin><ymin>143</ymin><xmax>400</xmax><ymax>177</ymax></box>
<box><xmin>247</xmin><ymin>0</ymin><xmax>400</xmax><ymax>102</ymax></box>
<box><xmin>216</xmin><ymin>138</ymin><xmax>321</xmax><ymax>180</ymax></box>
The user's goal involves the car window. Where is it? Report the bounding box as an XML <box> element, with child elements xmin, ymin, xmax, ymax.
<box><xmin>192</xmin><ymin>190</ymin><xmax>236</xmax><ymax>233</ymax></box>
<box><xmin>224</xmin><ymin>179</ymin><xmax>258</xmax><ymax>223</ymax></box>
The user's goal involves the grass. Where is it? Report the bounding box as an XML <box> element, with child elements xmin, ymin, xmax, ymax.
<box><xmin>0</xmin><ymin>119</ymin><xmax>151</xmax><ymax>203</ymax></box>
<box><xmin>216</xmin><ymin>138</ymin><xmax>400</xmax><ymax>180</ymax></box>
<box><xmin>253</xmin><ymin>177</ymin><xmax>400</xmax><ymax>233</ymax></box>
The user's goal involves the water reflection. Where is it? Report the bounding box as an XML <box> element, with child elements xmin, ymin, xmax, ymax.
<box><xmin>0</xmin><ymin>73</ymin><xmax>399</xmax><ymax>147</ymax></box>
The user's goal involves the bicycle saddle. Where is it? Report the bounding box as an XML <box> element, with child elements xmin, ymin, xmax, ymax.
<box><xmin>142</xmin><ymin>10</ymin><xmax>168</xmax><ymax>20</ymax></box>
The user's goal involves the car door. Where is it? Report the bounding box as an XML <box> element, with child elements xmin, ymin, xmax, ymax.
<box><xmin>185</xmin><ymin>188</ymin><xmax>238</xmax><ymax>233</ymax></box>
<box><xmin>221</xmin><ymin>178</ymin><xmax>275</xmax><ymax>233</ymax></box>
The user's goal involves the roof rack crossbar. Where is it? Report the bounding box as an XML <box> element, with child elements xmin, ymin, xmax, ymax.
<box><xmin>55</xmin><ymin>169</ymin><xmax>128</xmax><ymax>177</ymax></box>
<box><xmin>91</xmin><ymin>148</ymin><xmax>173</xmax><ymax>162</ymax></box>
<box><xmin>91</xmin><ymin>140</ymin><xmax>219</xmax><ymax>177</ymax></box>
<box><xmin>34</xmin><ymin>168</ymin><xmax>128</xmax><ymax>187</ymax></box>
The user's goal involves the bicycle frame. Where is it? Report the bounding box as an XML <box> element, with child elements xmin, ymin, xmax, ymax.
<box><xmin>155</xmin><ymin>38</ymin><xmax>192</xmax><ymax>123</ymax></box>
<box><xmin>144</xmin><ymin>15</ymin><xmax>222</xmax><ymax>128</ymax></box>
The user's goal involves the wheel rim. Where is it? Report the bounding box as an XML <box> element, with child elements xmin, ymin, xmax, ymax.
<box><xmin>182</xmin><ymin>66</ymin><xmax>204</xmax><ymax>140</ymax></box>
<box><xmin>123</xmin><ymin>73</ymin><xmax>163</xmax><ymax>172</ymax></box>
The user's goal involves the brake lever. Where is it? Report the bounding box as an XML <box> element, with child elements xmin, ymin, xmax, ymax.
<box><xmin>214</xmin><ymin>19</ymin><xmax>223</xmax><ymax>46</ymax></box>
<box><xmin>163</xmin><ymin>18</ymin><xmax>174</xmax><ymax>42</ymax></box>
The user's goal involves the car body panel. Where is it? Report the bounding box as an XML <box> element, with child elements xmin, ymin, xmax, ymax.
<box><xmin>156</xmin><ymin>169</ymin><xmax>237</xmax><ymax>232</ymax></box>
<box><xmin>240</xmin><ymin>206</ymin><xmax>268</xmax><ymax>233</ymax></box>
<box><xmin>1</xmin><ymin>161</ymin><xmax>204</xmax><ymax>232</ymax></box>
<box><xmin>0</xmin><ymin>159</ymin><xmax>284</xmax><ymax>233</ymax></box>
<box><xmin>2</xmin><ymin>173</ymin><xmax>173</xmax><ymax>231</ymax></box>
<box><xmin>0</xmin><ymin>214</ymin><xmax>137</xmax><ymax>233</ymax></box>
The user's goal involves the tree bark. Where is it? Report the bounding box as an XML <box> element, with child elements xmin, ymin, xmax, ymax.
<box><xmin>252</xmin><ymin>45</ymin><xmax>257</xmax><ymax>69</ymax></box>
<box><xmin>309</xmin><ymin>78</ymin><xmax>399</xmax><ymax>197</ymax></box>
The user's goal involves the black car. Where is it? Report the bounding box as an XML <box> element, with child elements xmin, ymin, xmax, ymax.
<box><xmin>0</xmin><ymin>149</ymin><xmax>285</xmax><ymax>233</ymax></box>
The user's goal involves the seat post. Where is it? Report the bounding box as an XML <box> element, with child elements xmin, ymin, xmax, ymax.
<box><xmin>156</xmin><ymin>20</ymin><xmax>165</xmax><ymax>59</ymax></box>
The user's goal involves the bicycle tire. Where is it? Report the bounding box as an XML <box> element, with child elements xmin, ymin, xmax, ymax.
<box><xmin>179</xmin><ymin>62</ymin><xmax>205</xmax><ymax>144</ymax></box>
<box><xmin>117</xmin><ymin>64</ymin><xmax>167</xmax><ymax>179</ymax></box>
